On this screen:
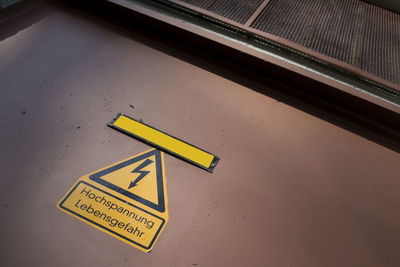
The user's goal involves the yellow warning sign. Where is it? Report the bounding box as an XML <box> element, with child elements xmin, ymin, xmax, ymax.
<box><xmin>57</xmin><ymin>149</ymin><xmax>168</xmax><ymax>252</ymax></box>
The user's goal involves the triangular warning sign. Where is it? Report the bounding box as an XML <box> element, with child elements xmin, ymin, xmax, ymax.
<box><xmin>89</xmin><ymin>149</ymin><xmax>166</xmax><ymax>212</ymax></box>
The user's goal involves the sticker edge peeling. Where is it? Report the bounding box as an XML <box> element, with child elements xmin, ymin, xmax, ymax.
<box><xmin>108</xmin><ymin>113</ymin><xmax>219</xmax><ymax>173</ymax></box>
<box><xmin>57</xmin><ymin>181</ymin><xmax>165</xmax><ymax>251</ymax></box>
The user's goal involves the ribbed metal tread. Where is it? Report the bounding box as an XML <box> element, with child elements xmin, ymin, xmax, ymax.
<box><xmin>165</xmin><ymin>0</ymin><xmax>400</xmax><ymax>87</ymax></box>
<box><xmin>180</xmin><ymin>0</ymin><xmax>264</xmax><ymax>24</ymax></box>
<box><xmin>251</xmin><ymin>0</ymin><xmax>400</xmax><ymax>85</ymax></box>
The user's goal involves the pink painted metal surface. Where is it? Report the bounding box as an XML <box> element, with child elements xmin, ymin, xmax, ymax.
<box><xmin>0</xmin><ymin>2</ymin><xmax>400</xmax><ymax>266</ymax></box>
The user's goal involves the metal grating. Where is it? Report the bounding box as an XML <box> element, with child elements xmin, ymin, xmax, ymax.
<box><xmin>179</xmin><ymin>0</ymin><xmax>214</xmax><ymax>10</ymax></box>
<box><xmin>251</xmin><ymin>0</ymin><xmax>400</xmax><ymax>85</ymax></box>
<box><xmin>180</xmin><ymin>0</ymin><xmax>264</xmax><ymax>24</ymax></box>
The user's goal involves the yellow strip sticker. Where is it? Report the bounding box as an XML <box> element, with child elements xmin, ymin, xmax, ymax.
<box><xmin>108</xmin><ymin>113</ymin><xmax>219</xmax><ymax>172</ymax></box>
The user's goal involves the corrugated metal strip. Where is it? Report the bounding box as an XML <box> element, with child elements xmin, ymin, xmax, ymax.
<box><xmin>251</xmin><ymin>0</ymin><xmax>400</xmax><ymax>85</ymax></box>
<box><xmin>180</xmin><ymin>0</ymin><xmax>264</xmax><ymax>24</ymax></box>
<box><xmin>179</xmin><ymin>0</ymin><xmax>214</xmax><ymax>10</ymax></box>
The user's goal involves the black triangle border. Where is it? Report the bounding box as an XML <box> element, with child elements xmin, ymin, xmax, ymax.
<box><xmin>89</xmin><ymin>149</ymin><xmax>166</xmax><ymax>212</ymax></box>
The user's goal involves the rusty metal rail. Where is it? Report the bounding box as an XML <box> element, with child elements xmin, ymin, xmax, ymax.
<box><xmin>163</xmin><ymin>0</ymin><xmax>400</xmax><ymax>92</ymax></box>
<box><xmin>57</xmin><ymin>0</ymin><xmax>400</xmax><ymax>151</ymax></box>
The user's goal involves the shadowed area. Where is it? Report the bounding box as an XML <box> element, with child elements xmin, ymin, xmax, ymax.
<box><xmin>0</xmin><ymin>2</ymin><xmax>400</xmax><ymax>266</ymax></box>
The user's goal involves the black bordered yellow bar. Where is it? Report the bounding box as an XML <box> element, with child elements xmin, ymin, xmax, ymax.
<box><xmin>108</xmin><ymin>113</ymin><xmax>219</xmax><ymax>172</ymax></box>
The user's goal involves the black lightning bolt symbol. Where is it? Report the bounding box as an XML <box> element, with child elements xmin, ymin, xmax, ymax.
<box><xmin>128</xmin><ymin>159</ymin><xmax>153</xmax><ymax>189</ymax></box>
